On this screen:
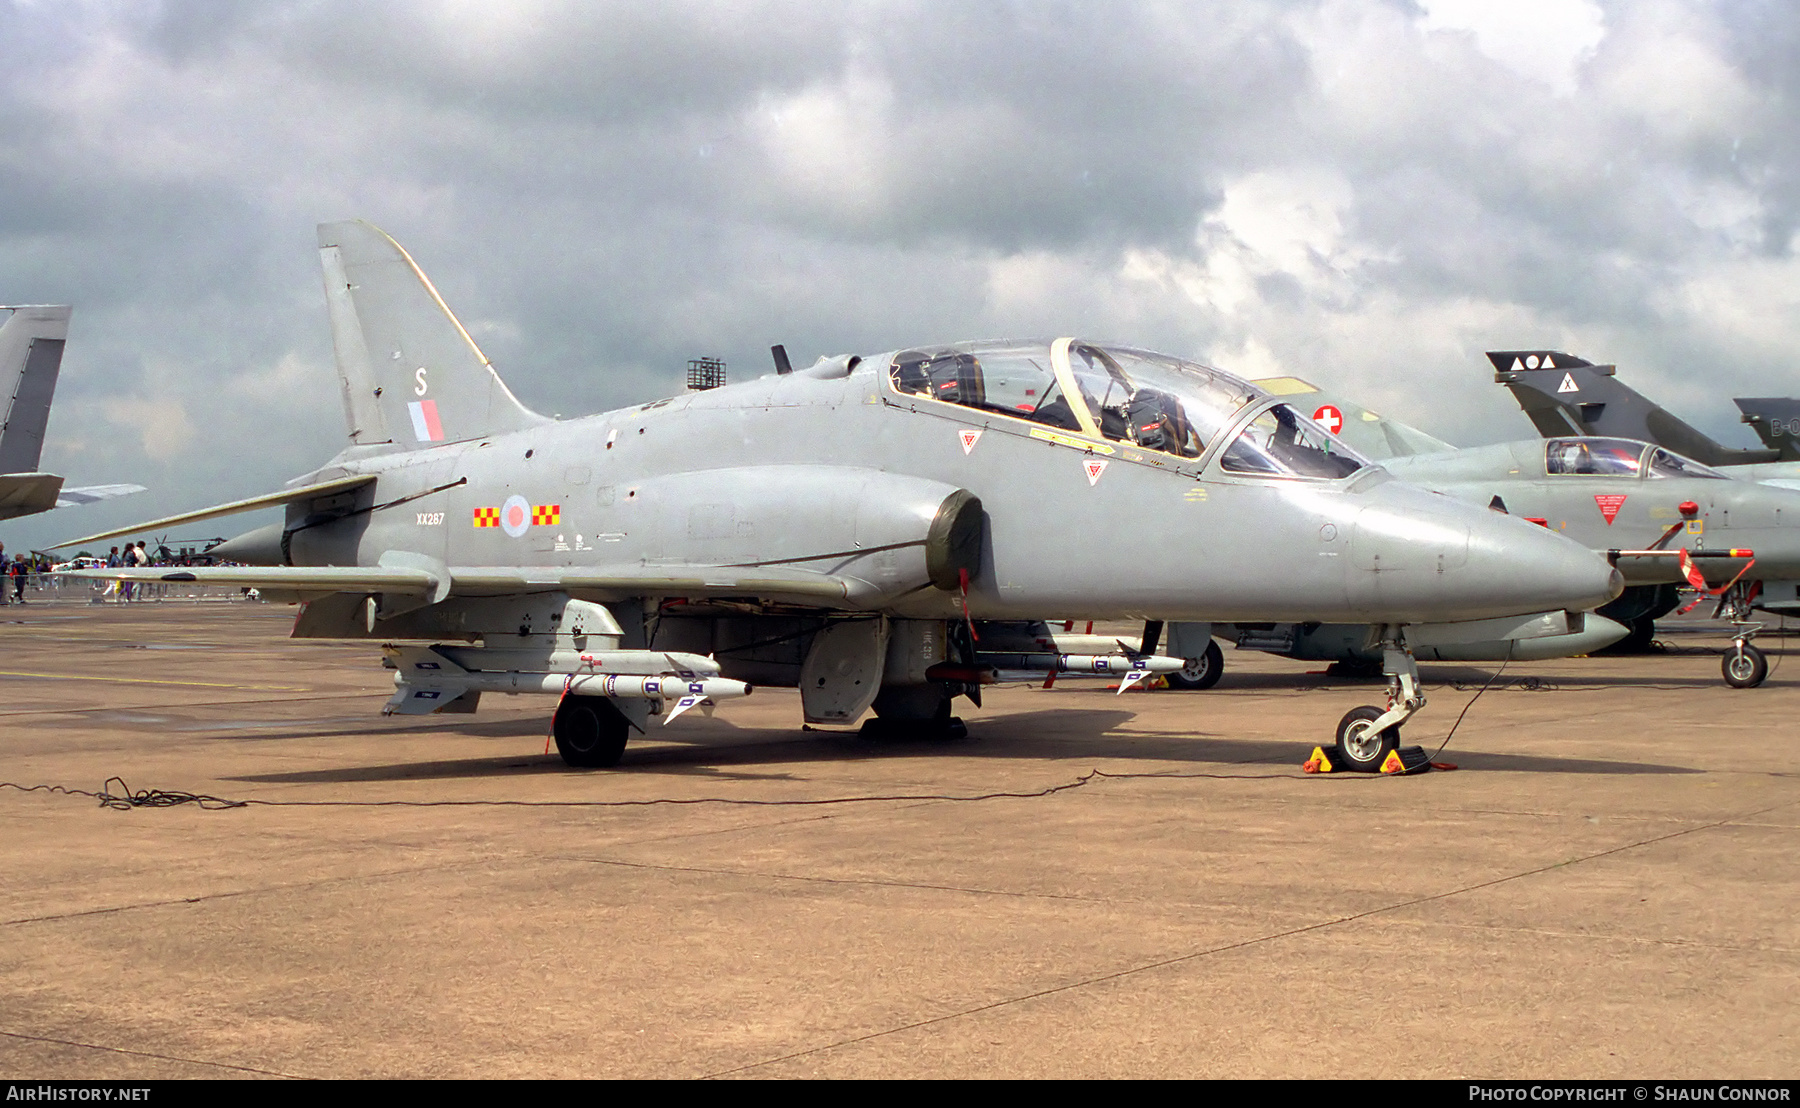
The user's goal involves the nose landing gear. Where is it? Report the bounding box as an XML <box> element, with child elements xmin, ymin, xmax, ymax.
<box><xmin>1333</xmin><ymin>632</ymin><xmax>1425</xmax><ymax>772</ymax></box>
<box><xmin>1723</xmin><ymin>624</ymin><xmax>1768</xmax><ymax>689</ymax></box>
<box><xmin>1713</xmin><ymin>582</ymin><xmax>1772</xmax><ymax>689</ymax></box>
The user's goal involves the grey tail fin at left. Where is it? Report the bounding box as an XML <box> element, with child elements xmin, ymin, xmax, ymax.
<box><xmin>317</xmin><ymin>221</ymin><xmax>547</xmax><ymax>449</ymax></box>
<box><xmin>0</xmin><ymin>305</ymin><xmax>71</xmax><ymax>475</ymax></box>
<box><xmin>1488</xmin><ymin>349</ymin><xmax>1778</xmax><ymax>467</ymax></box>
<box><xmin>1734</xmin><ymin>397</ymin><xmax>1800</xmax><ymax>462</ymax></box>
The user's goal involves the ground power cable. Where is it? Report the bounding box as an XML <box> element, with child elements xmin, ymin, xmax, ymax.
<box><xmin>1</xmin><ymin>765</ymin><xmax>1391</xmax><ymax>815</ymax></box>
<box><xmin>1431</xmin><ymin>640</ymin><xmax>1514</xmax><ymax>763</ymax></box>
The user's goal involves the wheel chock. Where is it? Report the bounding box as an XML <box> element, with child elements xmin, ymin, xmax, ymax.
<box><xmin>1302</xmin><ymin>746</ymin><xmax>1337</xmax><ymax>773</ymax></box>
<box><xmin>1379</xmin><ymin>746</ymin><xmax>1435</xmax><ymax>776</ymax></box>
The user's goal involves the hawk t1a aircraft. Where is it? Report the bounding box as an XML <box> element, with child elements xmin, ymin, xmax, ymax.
<box><xmin>67</xmin><ymin>221</ymin><xmax>1620</xmax><ymax>770</ymax></box>
<box><xmin>1264</xmin><ymin>375</ymin><xmax>1800</xmax><ymax>684</ymax></box>
<box><xmin>0</xmin><ymin>306</ymin><xmax>145</xmax><ymax>522</ymax></box>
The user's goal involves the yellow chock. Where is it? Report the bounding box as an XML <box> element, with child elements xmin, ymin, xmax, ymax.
<box><xmin>1303</xmin><ymin>746</ymin><xmax>1335</xmax><ymax>774</ymax></box>
<box><xmin>1380</xmin><ymin>746</ymin><xmax>1436</xmax><ymax>776</ymax></box>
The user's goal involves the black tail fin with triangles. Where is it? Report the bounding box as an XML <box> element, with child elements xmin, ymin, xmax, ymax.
<box><xmin>317</xmin><ymin>221</ymin><xmax>547</xmax><ymax>449</ymax></box>
<box><xmin>1488</xmin><ymin>349</ymin><xmax>1778</xmax><ymax>467</ymax></box>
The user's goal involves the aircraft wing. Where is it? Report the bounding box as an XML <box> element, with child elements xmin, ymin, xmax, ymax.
<box><xmin>55</xmin><ymin>482</ymin><xmax>148</xmax><ymax>507</ymax></box>
<box><xmin>448</xmin><ymin>565</ymin><xmax>884</xmax><ymax>605</ymax></box>
<box><xmin>68</xmin><ymin>565</ymin><xmax>444</xmax><ymax>599</ymax></box>
<box><xmin>0</xmin><ymin>472</ymin><xmax>63</xmax><ymax>521</ymax></box>
<box><xmin>69</xmin><ymin>562</ymin><xmax>887</xmax><ymax>608</ymax></box>
<box><xmin>53</xmin><ymin>474</ymin><xmax>376</xmax><ymax>548</ymax></box>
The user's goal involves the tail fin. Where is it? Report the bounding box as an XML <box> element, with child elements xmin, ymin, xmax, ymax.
<box><xmin>1734</xmin><ymin>397</ymin><xmax>1800</xmax><ymax>461</ymax></box>
<box><xmin>317</xmin><ymin>221</ymin><xmax>546</xmax><ymax>448</ymax></box>
<box><xmin>0</xmin><ymin>305</ymin><xmax>71</xmax><ymax>474</ymax></box>
<box><xmin>1254</xmin><ymin>376</ymin><xmax>1454</xmax><ymax>461</ymax></box>
<box><xmin>1488</xmin><ymin>349</ymin><xmax>1778</xmax><ymax>466</ymax></box>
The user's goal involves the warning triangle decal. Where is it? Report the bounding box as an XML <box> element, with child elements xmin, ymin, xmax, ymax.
<box><xmin>1557</xmin><ymin>372</ymin><xmax>1579</xmax><ymax>394</ymax></box>
<box><xmin>1084</xmin><ymin>458</ymin><xmax>1108</xmax><ymax>486</ymax></box>
<box><xmin>1511</xmin><ymin>357</ymin><xmax>1524</xmax><ymax>372</ymax></box>
<box><xmin>1594</xmin><ymin>493</ymin><xmax>1627</xmax><ymax>524</ymax></box>
<box><xmin>959</xmin><ymin>428</ymin><xmax>982</xmax><ymax>455</ymax></box>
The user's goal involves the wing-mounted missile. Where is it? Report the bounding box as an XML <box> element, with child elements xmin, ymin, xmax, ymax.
<box><xmin>383</xmin><ymin>643</ymin><xmax>750</xmax><ymax>719</ymax></box>
<box><xmin>967</xmin><ymin>650</ymin><xmax>1186</xmax><ymax>694</ymax></box>
<box><xmin>378</xmin><ymin>595</ymin><xmax>751</xmax><ymax>720</ymax></box>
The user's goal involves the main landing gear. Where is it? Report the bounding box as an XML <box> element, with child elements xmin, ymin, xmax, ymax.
<box><xmin>552</xmin><ymin>695</ymin><xmax>633</xmax><ymax>767</ymax></box>
<box><xmin>1165</xmin><ymin>640</ymin><xmax>1224</xmax><ymax>690</ymax></box>
<box><xmin>1333</xmin><ymin>631</ymin><xmax>1425</xmax><ymax>772</ymax></box>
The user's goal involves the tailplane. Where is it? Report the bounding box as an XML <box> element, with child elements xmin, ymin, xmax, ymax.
<box><xmin>1734</xmin><ymin>397</ymin><xmax>1800</xmax><ymax>462</ymax></box>
<box><xmin>1488</xmin><ymin>349</ymin><xmax>1778</xmax><ymax>466</ymax></box>
<box><xmin>318</xmin><ymin>221</ymin><xmax>547</xmax><ymax>448</ymax></box>
<box><xmin>0</xmin><ymin>305</ymin><xmax>71</xmax><ymax>474</ymax></box>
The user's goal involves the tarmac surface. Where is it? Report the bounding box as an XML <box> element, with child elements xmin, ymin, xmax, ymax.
<box><xmin>1</xmin><ymin>599</ymin><xmax>1796</xmax><ymax>1079</ymax></box>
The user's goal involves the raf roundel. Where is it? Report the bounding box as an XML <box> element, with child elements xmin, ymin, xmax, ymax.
<box><xmin>500</xmin><ymin>494</ymin><xmax>532</xmax><ymax>538</ymax></box>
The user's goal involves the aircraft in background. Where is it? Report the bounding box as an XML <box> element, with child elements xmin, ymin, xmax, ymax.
<box><xmin>0</xmin><ymin>305</ymin><xmax>146</xmax><ymax>523</ymax></box>
<box><xmin>1259</xmin><ymin>375</ymin><xmax>1800</xmax><ymax>686</ymax></box>
<box><xmin>1490</xmin><ymin>351</ymin><xmax>1800</xmax><ymax>481</ymax></box>
<box><xmin>68</xmin><ymin>221</ymin><xmax>1619</xmax><ymax>771</ymax></box>
<box><xmin>1736</xmin><ymin>397</ymin><xmax>1800</xmax><ymax>461</ymax></box>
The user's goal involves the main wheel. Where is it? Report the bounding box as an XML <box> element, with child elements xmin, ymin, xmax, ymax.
<box><xmin>863</xmin><ymin>685</ymin><xmax>966</xmax><ymax>740</ymax></box>
<box><xmin>1165</xmin><ymin>640</ymin><xmax>1224</xmax><ymax>690</ymax></box>
<box><xmin>1722</xmin><ymin>644</ymin><xmax>1769</xmax><ymax>689</ymax></box>
<box><xmin>1334</xmin><ymin>705</ymin><xmax>1400</xmax><ymax>772</ymax></box>
<box><xmin>553</xmin><ymin>695</ymin><xmax>631</xmax><ymax>767</ymax></box>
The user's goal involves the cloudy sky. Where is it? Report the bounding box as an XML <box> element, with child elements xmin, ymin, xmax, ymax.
<box><xmin>3</xmin><ymin>0</ymin><xmax>1797</xmax><ymax>552</ymax></box>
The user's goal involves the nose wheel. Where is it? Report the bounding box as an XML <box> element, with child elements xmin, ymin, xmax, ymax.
<box><xmin>1334</xmin><ymin>705</ymin><xmax>1401</xmax><ymax>771</ymax></box>
<box><xmin>1333</xmin><ymin>632</ymin><xmax>1425</xmax><ymax>771</ymax></box>
<box><xmin>1722</xmin><ymin>624</ymin><xmax>1769</xmax><ymax>689</ymax></box>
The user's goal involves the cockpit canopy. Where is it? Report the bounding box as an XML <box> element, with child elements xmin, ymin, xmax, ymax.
<box><xmin>1544</xmin><ymin>438</ymin><xmax>1727</xmax><ymax>480</ymax></box>
<box><xmin>888</xmin><ymin>339</ymin><xmax>1367</xmax><ymax>480</ymax></box>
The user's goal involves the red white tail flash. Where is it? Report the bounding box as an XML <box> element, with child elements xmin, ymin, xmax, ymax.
<box><xmin>408</xmin><ymin>399</ymin><xmax>444</xmax><ymax>442</ymax></box>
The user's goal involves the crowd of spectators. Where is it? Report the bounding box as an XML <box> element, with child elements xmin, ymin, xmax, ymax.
<box><xmin>0</xmin><ymin>539</ymin><xmax>220</xmax><ymax>605</ymax></box>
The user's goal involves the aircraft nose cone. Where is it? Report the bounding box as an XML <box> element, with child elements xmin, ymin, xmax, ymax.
<box><xmin>1347</xmin><ymin>482</ymin><xmax>1622</xmax><ymax>621</ymax></box>
<box><xmin>1458</xmin><ymin>508</ymin><xmax>1624</xmax><ymax>616</ymax></box>
<box><xmin>1468</xmin><ymin>514</ymin><xmax>1627</xmax><ymax>615</ymax></box>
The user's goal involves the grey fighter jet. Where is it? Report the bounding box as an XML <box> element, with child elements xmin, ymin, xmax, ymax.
<box><xmin>1490</xmin><ymin>351</ymin><xmax>1800</xmax><ymax>648</ymax></box>
<box><xmin>0</xmin><ymin>306</ymin><xmax>145</xmax><ymax>521</ymax></box>
<box><xmin>1265</xmin><ymin>376</ymin><xmax>1800</xmax><ymax>683</ymax></box>
<box><xmin>67</xmin><ymin>221</ymin><xmax>1620</xmax><ymax>771</ymax></box>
